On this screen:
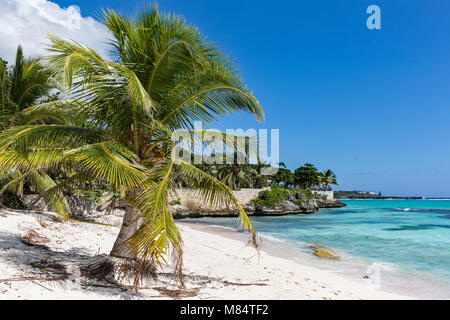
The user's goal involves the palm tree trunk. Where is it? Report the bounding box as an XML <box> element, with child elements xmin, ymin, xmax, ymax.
<box><xmin>110</xmin><ymin>189</ymin><xmax>141</xmax><ymax>258</ymax></box>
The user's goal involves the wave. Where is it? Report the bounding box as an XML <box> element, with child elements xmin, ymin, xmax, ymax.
<box><xmin>205</xmin><ymin>224</ymin><xmax>239</xmax><ymax>232</ymax></box>
<box><xmin>259</xmin><ymin>233</ymin><xmax>289</xmax><ymax>244</ymax></box>
<box><xmin>366</xmin><ymin>261</ymin><xmax>400</xmax><ymax>273</ymax></box>
<box><xmin>391</xmin><ymin>207</ymin><xmax>450</xmax><ymax>214</ymax></box>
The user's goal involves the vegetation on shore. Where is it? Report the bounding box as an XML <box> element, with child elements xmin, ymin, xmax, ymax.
<box><xmin>192</xmin><ymin>160</ymin><xmax>339</xmax><ymax>192</ymax></box>
<box><xmin>334</xmin><ymin>191</ymin><xmax>423</xmax><ymax>200</ymax></box>
<box><xmin>334</xmin><ymin>191</ymin><xmax>382</xmax><ymax>199</ymax></box>
<box><xmin>250</xmin><ymin>187</ymin><xmax>325</xmax><ymax>208</ymax></box>
<box><xmin>273</xmin><ymin>163</ymin><xmax>338</xmax><ymax>190</ymax></box>
<box><xmin>250</xmin><ymin>188</ymin><xmax>291</xmax><ymax>207</ymax></box>
<box><xmin>247</xmin><ymin>163</ymin><xmax>340</xmax><ymax>208</ymax></box>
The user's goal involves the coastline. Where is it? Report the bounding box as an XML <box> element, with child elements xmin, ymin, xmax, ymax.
<box><xmin>0</xmin><ymin>209</ymin><xmax>408</xmax><ymax>300</ymax></box>
<box><xmin>182</xmin><ymin>218</ymin><xmax>450</xmax><ymax>300</ymax></box>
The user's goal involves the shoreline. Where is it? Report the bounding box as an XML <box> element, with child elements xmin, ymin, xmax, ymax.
<box><xmin>181</xmin><ymin>219</ymin><xmax>450</xmax><ymax>300</ymax></box>
<box><xmin>178</xmin><ymin>222</ymin><xmax>410</xmax><ymax>300</ymax></box>
<box><xmin>0</xmin><ymin>209</ymin><xmax>409</xmax><ymax>300</ymax></box>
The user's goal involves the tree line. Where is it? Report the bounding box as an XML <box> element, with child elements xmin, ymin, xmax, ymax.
<box><xmin>272</xmin><ymin>162</ymin><xmax>338</xmax><ymax>190</ymax></box>
<box><xmin>192</xmin><ymin>157</ymin><xmax>338</xmax><ymax>191</ymax></box>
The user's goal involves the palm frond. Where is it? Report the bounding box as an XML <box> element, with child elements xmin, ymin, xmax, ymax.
<box><xmin>175</xmin><ymin>159</ymin><xmax>254</xmax><ymax>232</ymax></box>
<box><xmin>0</xmin><ymin>169</ymin><xmax>31</xmax><ymax>195</ymax></box>
<box><xmin>29</xmin><ymin>171</ymin><xmax>70</xmax><ymax>220</ymax></box>
<box><xmin>15</xmin><ymin>99</ymin><xmax>85</xmax><ymax>126</ymax></box>
<box><xmin>64</xmin><ymin>141</ymin><xmax>148</xmax><ymax>189</ymax></box>
<box><xmin>161</xmin><ymin>83</ymin><xmax>264</xmax><ymax>129</ymax></box>
<box><xmin>10</xmin><ymin>46</ymin><xmax>54</xmax><ymax>109</ymax></box>
<box><xmin>0</xmin><ymin>125</ymin><xmax>107</xmax><ymax>152</ymax></box>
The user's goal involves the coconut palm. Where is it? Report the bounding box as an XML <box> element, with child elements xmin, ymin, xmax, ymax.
<box><xmin>0</xmin><ymin>47</ymin><xmax>61</xmax><ymax>207</ymax></box>
<box><xmin>322</xmin><ymin>169</ymin><xmax>338</xmax><ymax>190</ymax></box>
<box><xmin>9</xmin><ymin>46</ymin><xmax>54</xmax><ymax>110</ymax></box>
<box><xmin>272</xmin><ymin>162</ymin><xmax>295</xmax><ymax>188</ymax></box>
<box><xmin>0</xmin><ymin>6</ymin><xmax>263</xmax><ymax>281</ymax></box>
<box><xmin>219</xmin><ymin>163</ymin><xmax>258</xmax><ymax>190</ymax></box>
<box><xmin>0</xmin><ymin>46</ymin><xmax>56</xmax><ymax>129</ymax></box>
<box><xmin>0</xmin><ymin>58</ymin><xmax>14</xmax><ymax>130</ymax></box>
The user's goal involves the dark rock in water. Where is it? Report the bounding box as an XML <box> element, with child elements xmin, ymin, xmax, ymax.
<box><xmin>310</xmin><ymin>245</ymin><xmax>340</xmax><ymax>259</ymax></box>
<box><xmin>316</xmin><ymin>199</ymin><xmax>347</xmax><ymax>208</ymax></box>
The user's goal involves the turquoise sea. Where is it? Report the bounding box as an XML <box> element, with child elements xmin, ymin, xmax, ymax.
<box><xmin>182</xmin><ymin>200</ymin><xmax>450</xmax><ymax>299</ymax></box>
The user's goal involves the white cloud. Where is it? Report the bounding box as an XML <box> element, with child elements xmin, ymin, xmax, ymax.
<box><xmin>0</xmin><ymin>0</ymin><xmax>110</xmax><ymax>63</ymax></box>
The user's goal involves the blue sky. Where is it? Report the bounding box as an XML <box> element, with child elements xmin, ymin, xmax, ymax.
<box><xmin>48</xmin><ymin>1</ymin><xmax>450</xmax><ymax>196</ymax></box>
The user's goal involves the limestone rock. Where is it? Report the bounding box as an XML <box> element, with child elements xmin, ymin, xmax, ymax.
<box><xmin>311</xmin><ymin>245</ymin><xmax>340</xmax><ymax>259</ymax></box>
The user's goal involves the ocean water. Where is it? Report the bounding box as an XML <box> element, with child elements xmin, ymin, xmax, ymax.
<box><xmin>181</xmin><ymin>200</ymin><xmax>450</xmax><ymax>299</ymax></box>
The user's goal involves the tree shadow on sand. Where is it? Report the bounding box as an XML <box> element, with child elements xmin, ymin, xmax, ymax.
<box><xmin>0</xmin><ymin>230</ymin><xmax>260</xmax><ymax>299</ymax></box>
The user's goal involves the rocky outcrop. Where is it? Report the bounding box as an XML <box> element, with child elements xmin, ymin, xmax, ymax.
<box><xmin>171</xmin><ymin>198</ymin><xmax>346</xmax><ymax>218</ymax></box>
<box><xmin>19</xmin><ymin>189</ymin><xmax>346</xmax><ymax>220</ymax></box>
<box><xmin>310</xmin><ymin>245</ymin><xmax>340</xmax><ymax>259</ymax></box>
<box><xmin>315</xmin><ymin>198</ymin><xmax>346</xmax><ymax>208</ymax></box>
<box><xmin>253</xmin><ymin>200</ymin><xmax>315</xmax><ymax>215</ymax></box>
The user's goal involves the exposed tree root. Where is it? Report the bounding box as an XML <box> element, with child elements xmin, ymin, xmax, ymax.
<box><xmin>80</xmin><ymin>254</ymin><xmax>157</xmax><ymax>290</ymax></box>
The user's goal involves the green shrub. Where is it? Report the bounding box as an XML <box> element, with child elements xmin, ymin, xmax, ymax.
<box><xmin>169</xmin><ymin>199</ymin><xmax>181</xmax><ymax>206</ymax></box>
<box><xmin>289</xmin><ymin>188</ymin><xmax>325</xmax><ymax>201</ymax></box>
<box><xmin>250</xmin><ymin>188</ymin><xmax>290</xmax><ymax>208</ymax></box>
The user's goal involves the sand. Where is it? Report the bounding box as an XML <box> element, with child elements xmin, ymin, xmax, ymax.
<box><xmin>0</xmin><ymin>209</ymin><xmax>409</xmax><ymax>300</ymax></box>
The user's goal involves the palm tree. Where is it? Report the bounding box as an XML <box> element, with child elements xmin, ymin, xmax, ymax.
<box><xmin>272</xmin><ymin>162</ymin><xmax>294</xmax><ymax>188</ymax></box>
<box><xmin>0</xmin><ymin>58</ymin><xmax>14</xmax><ymax>130</ymax></box>
<box><xmin>219</xmin><ymin>163</ymin><xmax>257</xmax><ymax>190</ymax></box>
<box><xmin>0</xmin><ymin>47</ymin><xmax>61</xmax><ymax>207</ymax></box>
<box><xmin>0</xmin><ymin>46</ymin><xmax>55</xmax><ymax>129</ymax></box>
<box><xmin>321</xmin><ymin>169</ymin><xmax>338</xmax><ymax>190</ymax></box>
<box><xmin>0</xmin><ymin>6</ymin><xmax>263</xmax><ymax>281</ymax></box>
<box><xmin>9</xmin><ymin>46</ymin><xmax>54</xmax><ymax>111</ymax></box>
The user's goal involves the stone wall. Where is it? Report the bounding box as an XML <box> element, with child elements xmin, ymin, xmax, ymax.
<box><xmin>22</xmin><ymin>188</ymin><xmax>270</xmax><ymax>215</ymax></box>
<box><xmin>312</xmin><ymin>190</ymin><xmax>334</xmax><ymax>200</ymax></box>
<box><xmin>66</xmin><ymin>196</ymin><xmax>97</xmax><ymax>216</ymax></box>
<box><xmin>168</xmin><ymin>188</ymin><xmax>270</xmax><ymax>210</ymax></box>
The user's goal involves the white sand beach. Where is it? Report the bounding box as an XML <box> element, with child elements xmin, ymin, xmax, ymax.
<box><xmin>0</xmin><ymin>209</ymin><xmax>408</xmax><ymax>300</ymax></box>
